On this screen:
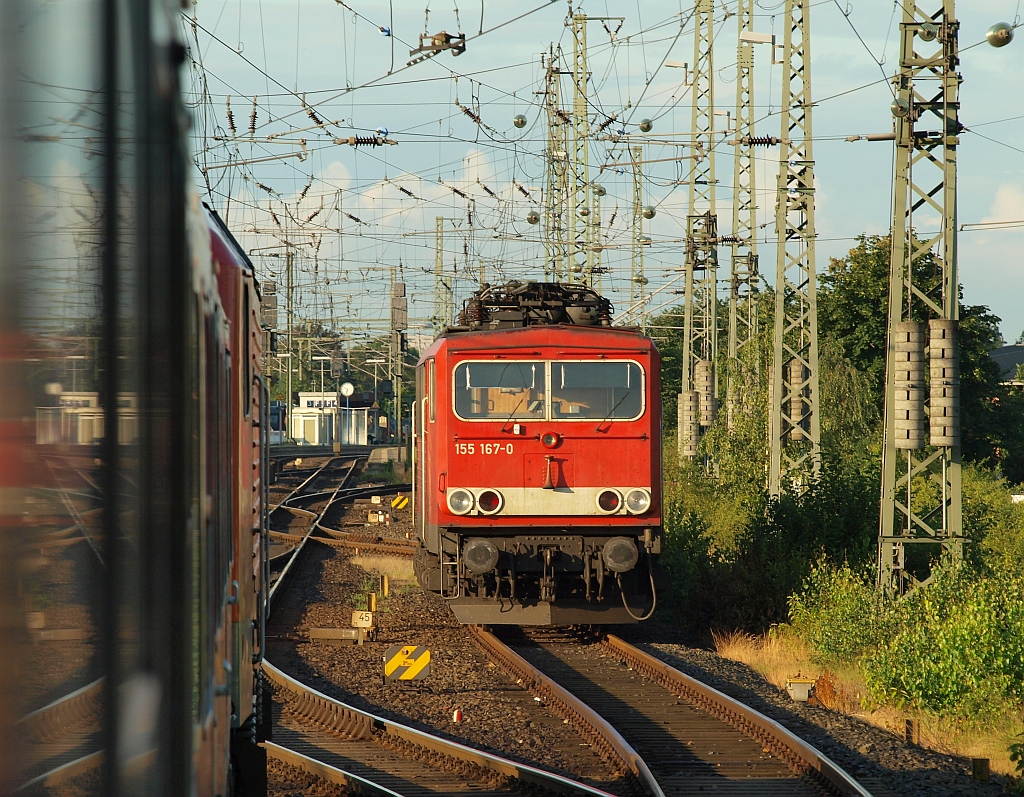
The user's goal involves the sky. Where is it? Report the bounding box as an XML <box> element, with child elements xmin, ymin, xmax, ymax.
<box><xmin>184</xmin><ymin>0</ymin><xmax>1024</xmax><ymax>345</ymax></box>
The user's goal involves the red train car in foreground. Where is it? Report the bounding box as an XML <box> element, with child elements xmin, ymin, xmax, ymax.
<box><xmin>413</xmin><ymin>282</ymin><xmax>664</xmax><ymax>625</ymax></box>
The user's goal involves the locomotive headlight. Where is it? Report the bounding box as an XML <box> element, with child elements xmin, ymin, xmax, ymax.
<box><xmin>448</xmin><ymin>489</ymin><xmax>475</xmax><ymax>515</ymax></box>
<box><xmin>625</xmin><ymin>489</ymin><xmax>651</xmax><ymax>514</ymax></box>
<box><xmin>596</xmin><ymin>489</ymin><xmax>623</xmax><ymax>514</ymax></box>
<box><xmin>463</xmin><ymin>538</ymin><xmax>500</xmax><ymax>573</ymax></box>
<box><xmin>477</xmin><ymin>489</ymin><xmax>504</xmax><ymax>515</ymax></box>
<box><xmin>602</xmin><ymin>536</ymin><xmax>639</xmax><ymax>573</ymax></box>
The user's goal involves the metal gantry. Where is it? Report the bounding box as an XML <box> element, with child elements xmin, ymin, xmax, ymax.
<box><xmin>727</xmin><ymin>0</ymin><xmax>760</xmax><ymax>431</ymax></box>
<box><xmin>590</xmin><ymin>189</ymin><xmax>604</xmax><ymax>292</ymax></box>
<box><xmin>629</xmin><ymin>146</ymin><xmax>647</xmax><ymax>331</ymax></box>
<box><xmin>569</xmin><ymin>13</ymin><xmax>593</xmax><ymax>284</ymax></box>
<box><xmin>543</xmin><ymin>47</ymin><xmax>569</xmax><ymax>281</ymax></box>
<box><xmin>878</xmin><ymin>1</ymin><xmax>963</xmax><ymax>593</ymax></box>
<box><xmin>769</xmin><ymin>0</ymin><xmax>821</xmax><ymax>496</ymax></box>
<box><xmin>679</xmin><ymin>0</ymin><xmax>718</xmax><ymax>457</ymax></box>
<box><xmin>432</xmin><ymin>216</ymin><xmax>454</xmax><ymax>335</ymax></box>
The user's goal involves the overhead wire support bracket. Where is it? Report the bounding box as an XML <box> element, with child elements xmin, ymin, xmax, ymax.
<box><xmin>408</xmin><ymin>30</ymin><xmax>466</xmax><ymax>63</ymax></box>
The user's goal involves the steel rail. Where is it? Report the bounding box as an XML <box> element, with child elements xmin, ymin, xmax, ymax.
<box><xmin>263</xmin><ymin>661</ymin><xmax>618</xmax><ymax>797</ymax></box>
<box><xmin>316</xmin><ymin>532</ymin><xmax>417</xmax><ymax>558</ymax></box>
<box><xmin>268</xmin><ymin>458</ymin><xmax>360</xmax><ymax>610</ymax></box>
<box><xmin>39</xmin><ymin>458</ymin><xmax>105</xmax><ymax>566</ymax></box>
<box><xmin>269</xmin><ymin>456</ymin><xmax>346</xmax><ymax>514</ymax></box>
<box><xmin>14</xmin><ymin>679</ymin><xmax>104</xmax><ymax>792</ymax></box>
<box><xmin>17</xmin><ymin>678</ymin><xmax>103</xmax><ymax>740</ymax></box>
<box><xmin>601</xmin><ymin>635</ymin><xmax>873</xmax><ymax>797</ymax></box>
<box><xmin>468</xmin><ymin>626</ymin><xmax>662</xmax><ymax>797</ymax></box>
<box><xmin>14</xmin><ymin>750</ymin><xmax>103</xmax><ymax>793</ymax></box>
<box><xmin>264</xmin><ymin>741</ymin><xmax>404</xmax><ymax>796</ymax></box>
<box><xmin>291</xmin><ymin>482</ymin><xmax>411</xmax><ymax>507</ymax></box>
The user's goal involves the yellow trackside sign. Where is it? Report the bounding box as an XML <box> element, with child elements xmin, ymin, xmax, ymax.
<box><xmin>391</xmin><ymin>494</ymin><xmax>409</xmax><ymax>510</ymax></box>
<box><xmin>383</xmin><ymin>644</ymin><xmax>431</xmax><ymax>681</ymax></box>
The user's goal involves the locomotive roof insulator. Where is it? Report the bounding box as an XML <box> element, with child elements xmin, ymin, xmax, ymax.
<box><xmin>447</xmin><ymin>281</ymin><xmax>617</xmax><ymax>334</ymax></box>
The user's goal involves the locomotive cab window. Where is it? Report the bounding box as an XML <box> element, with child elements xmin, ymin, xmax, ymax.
<box><xmin>454</xmin><ymin>361</ymin><xmax>546</xmax><ymax>420</ymax></box>
<box><xmin>551</xmin><ymin>361</ymin><xmax>643</xmax><ymax>420</ymax></box>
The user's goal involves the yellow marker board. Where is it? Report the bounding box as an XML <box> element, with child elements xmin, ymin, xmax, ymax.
<box><xmin>384</xmin><ymin>644</ymin><xmax>431</xmax><ymax>681</ymax></box>
<box><xmin>391</xmin><ymin>495</ymin><xmax>409</xmax><ymax>510</ymax></box>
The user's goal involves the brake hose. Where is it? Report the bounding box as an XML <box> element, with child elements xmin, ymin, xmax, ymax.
<box><xmin>618</xmin><ymin>555</ymin><xmax>657</xmax><ymax>621</ymax></box>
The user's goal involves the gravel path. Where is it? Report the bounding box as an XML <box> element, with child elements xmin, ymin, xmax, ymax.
<box><xmin>267</xmin><ymin>536</ymin><xmax>627</xmax><ymax>795</ymax></box>
<box><xmin>610</xmin><ymin>625</ymin><xmax>1008</xmax><ymax>797</ymax></box>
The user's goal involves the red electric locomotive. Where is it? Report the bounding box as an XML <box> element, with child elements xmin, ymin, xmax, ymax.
<box><xmin>413</xmin><ymin>282</ymin><xmax>664</xmax><ymax>625</ymax></box>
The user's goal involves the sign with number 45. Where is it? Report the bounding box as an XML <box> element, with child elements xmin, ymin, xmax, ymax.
<box><xmin>351</xmin><ymin>611</ymin><xmax>374</xmax><ymax>628</ymax></box>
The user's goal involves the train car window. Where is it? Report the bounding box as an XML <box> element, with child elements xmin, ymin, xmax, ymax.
<box><xmin>551</xmin><ymin>361</ymin><xmax>644</xmax><ymax>420</ymax></box>
<box><xmin>453</xmin><ymin>361</ymin><xmax>546</xmax><ymax>420</ymax></box>
<box><xmin>428</xmin><ymin>359</ymin><xmax>436</xmax><ymax>422</ymax></box>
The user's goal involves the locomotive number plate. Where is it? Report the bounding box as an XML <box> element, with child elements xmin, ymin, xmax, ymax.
<box><xmin>455</xmin><ymin>442</ymin><xmax>514</xmax><ymax>455</ymax></box>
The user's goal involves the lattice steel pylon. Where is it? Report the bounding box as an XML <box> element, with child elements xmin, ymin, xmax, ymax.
<box><xmin>878</xmin><ymin>2</ymin><xmax>963</xmax><ymax>594</ymax></box>
<box><xmin>543</xmin><ymin>47</ymin><xmax>569</xmax><ymax>281</ymax></box>
<box><xmin>727</xmin><ymin>0</ymin><xmax>760</xmax><ymax>431</ymax></box>
<box><xmin>769</xmin><ymin>0</ymin><xmax>820</xmax><ymax>496</ymax></box>
<box><xmin>678</xmin><ymin>0</ymin><xmax>718</xmax><ymax>457</ymax></box>
<box><xmin>590</xmin><ymin>189</ymin><xmax>603</xmax><ymax>292</ymax></box>
<box><xmin>568</xmin><ymin>13</ymin><xmax>593</xmax><ymax>284</ymax></box>
<box><xmin>432</xmin><ymin>216</ymin><xmax>453</xmax><ymax>335</ymax></box>
<box><xmin>629</xmin><ymin>146</ymin><xmax>647</xmax><ymax>331</ymax></box>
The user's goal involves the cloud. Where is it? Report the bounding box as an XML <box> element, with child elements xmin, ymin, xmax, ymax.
<box><xmin>322</xmin><ymin>160</ymin><xmax>352</xmax><ymax>189</ymax></box>
<box><xmin>982</xmin><ymin>182</ymin><xmax>1024</xmax><ymax>224</ymax></box>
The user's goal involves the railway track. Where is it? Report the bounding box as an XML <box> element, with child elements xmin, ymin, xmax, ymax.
<box><xmin>470</xmin><ymin>627</ymin><xmax>873</xmax><ymax>797</ymax></box>
<box><xmin>14</xmin><ymin>457</ymin><xmax>367</xmax><ymax>794</ymax></box>
<box><xmin>265</xmin><ymin>661</ymin><xmax>616</xmax><ymax>797</ymax></box>
<box><xmin>268</xmin><ymin>457</ymin><xmax>362</xmax><ymax>607</ymax></box>
<box><xmin>267</xmin><ymin>466</ymin><xmax>617</xmax><ymax>796</ymax></box>
<box><xmin>34</xmin><ymin>455</ymin><xmax>105</xmax><ymax>563</ymax></box>
<box><xmin>14</xmin><ymin>455</ymin><xmax>107</xmax><ymax>794</ymax></box>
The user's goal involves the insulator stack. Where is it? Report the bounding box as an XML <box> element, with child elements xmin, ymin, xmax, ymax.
<box><xmin>465</xmin><ymin>298</ymin><xmax>487</xmax><ymax>327</ymax></box>
<box><xmin>695</xmin><ymin>359</ymin><xmax>716</xmax><ymax>427</ymax></box>
<box><xmin>788</xmin><ymin>359</ymin><xmax>809</xmax><ymax>441</ymax></box>
<box><xmin>680</xmin><ymin>391</ymin><xmax>701</xmax><ymax>457</ymax></box>
<box><xmin>893</xmin><ymin>321</ymin><xmax>926</xmax><ymax>450</ymax></box>
<box><xmin>929</xmin><ymin>319</ymin><xmax>960</xmax><ymax>447</ymax></box>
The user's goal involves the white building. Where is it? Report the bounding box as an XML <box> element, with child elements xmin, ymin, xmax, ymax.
<box><xmin>36</xmin><ymin>391</ymin><xmax>139</xmax><ymax>446</ymax></box>
<box><xmin>289</xmin><ymin>392</ymin><xmax>379</xmax><ymax>446</ymax></box>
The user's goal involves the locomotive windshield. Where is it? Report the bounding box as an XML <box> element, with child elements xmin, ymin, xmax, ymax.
<box><xmin>453</xmin><ymin>360</ymin><xmax>644</xmax><ymax>421</ymax></box>
<box><xmin>551</xmin><ymin>362</ymin><xmax>643</xmax><ymax>419</ymax></box>
<box><xmin>454</xmin><ymin>361</ymin><xmax>546</xmax><ymax>419</ymax></box>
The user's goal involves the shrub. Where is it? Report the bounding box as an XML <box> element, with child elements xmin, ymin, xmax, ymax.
<box><xmin>860</xmin><ymin>562</ymin><xmax>1024</xmax><ymax>716</ymax></box>
<box><xmin>788</xmin><ymin>560</ymin><xmax>889</xmax><ymax>665</ymax></box>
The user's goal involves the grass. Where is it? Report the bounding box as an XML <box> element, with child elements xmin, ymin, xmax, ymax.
<box><xmin>712</xmin><ymin>628</ymin><xmax>1024</xmax><ymax>776</ymax></box>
